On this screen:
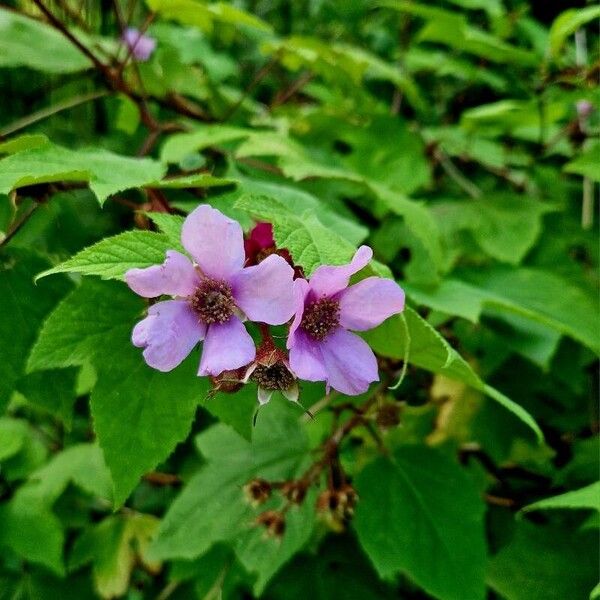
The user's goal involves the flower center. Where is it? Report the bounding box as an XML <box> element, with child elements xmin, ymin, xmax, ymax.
<box><xmin>300</xmin><ymin>298</ymin><xmax>340</xmax><ymax>341</ymax></box>
<box><xmin>250</xmin><ymin>363</ymin><xmax>295</xmax><ymax>391</ymax></box>
<box><xmin>189</xmin><ymin>279</ymin><xmax>235</xmax><ymax>324</ymax></box>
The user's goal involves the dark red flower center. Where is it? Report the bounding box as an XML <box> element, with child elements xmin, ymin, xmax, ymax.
<box><xmin>300</xmin><ymin>297</ymin><xmax>340</xmax><ymax>341</ymax></box>
<box><xmin>250</xmin><ymin>363</ymin><xmax>295</xmax><ymax>390</ymax></box>
<box><xmin>190</xmin><ymin>279</ymin><xmax>235</xmax><ymax>324</ymax></box>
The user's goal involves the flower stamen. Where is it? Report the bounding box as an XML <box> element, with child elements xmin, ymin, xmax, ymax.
<box><xmin>300</xmin><ymin>298</ymin><xmax>340</xmax><ymax>341</ymax></box>
<box><xmin>190</xmin><ymin>279</ymin><xmax>235</xmax><ymax>324</ymax></box>
<box><xmin>250</xmin><ymin>363</ymin><xmax>295</xmax><ymax>391</ymax></box>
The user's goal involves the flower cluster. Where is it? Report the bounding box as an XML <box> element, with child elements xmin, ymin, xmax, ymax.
<box><xmin>125</xmin><ymin>205</ymin><xmax>405</xmax><ymax>403</ymax></box>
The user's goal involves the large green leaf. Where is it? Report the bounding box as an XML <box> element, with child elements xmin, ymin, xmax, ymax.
<box><xmin>364</xmin><ymin>308</ymin><xmax>542</xmax><ymax>441</ymax></box>
<box><xmin>487</xmin><ymin>523</ymin><xmax>598</xmax><ymax>600</ymax></box>
<box><xmin>148</xmin><ymin>400</ymin><xmax>312</xmax><ymax>593</ymax></box>
<box><xmin>0</xmin><ymin>142</ymin><xmax>166</xmax><ymax>204</ymax></box>
<box><xmin>29</xmin><ymin>280</ymin><xmax>209</xmax><ymax>506</ymax></box>
<box><xmin>0</xmin><ymin>249</ymin><xmax>71</xmax><ymax>412</ymax></box>
<box><xmin>36</xmin><ymin>230</ymin><xmax>172</xmax><ymax>282</ymax></box>
<box><xmin>405</xmin><ymin>268</ymin><xmax>600</xmax><ymax>355</ymax></box>
<box><xmin>0</xmin><ymin>9</ymin><xmax>91</xmax><ymax>73</ymax></box>
<box><xmin>433</xmin><ymin>195</ymin><xmax>555</xmax><ymax>265</ymax></box>
<box><xmin>354</xmin><ymin>447</ymin><xmax>486</xmax><ymax>600</ymax></box>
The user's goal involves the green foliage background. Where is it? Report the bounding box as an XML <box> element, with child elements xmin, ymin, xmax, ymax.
<box><xmin>0</xmin><ymin>1</ymin><xmax>598</xmax><ymax>598</ymax></box>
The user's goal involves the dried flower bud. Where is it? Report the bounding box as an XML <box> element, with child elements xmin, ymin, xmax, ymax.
<box><xmin>210</xmin><ymin>367</ymin><xmax>247</xmax><ymax>394</ymax></box>
<box><xmin>280</xmin><ymin>480</ymin><xmax>308</xmax><ymax>505</ymax></box>
<box><xmin>244</xmin><ymin>478</ymin><xmax>272</xmax><ymax>506</ymax></box>
<box><xmin>255</xmin><ymin>510</ymin><xmax>286</xmax><ymax>538</ymax></box>
<box><xmin>316</xmin><ymin>484</ymin><xmax>358</xmax><ymax>528</ymax></box>
<box><xmin>376</xmin><ymin>403</ymin><xmax>401</xmax><ymax>430</ymax></box>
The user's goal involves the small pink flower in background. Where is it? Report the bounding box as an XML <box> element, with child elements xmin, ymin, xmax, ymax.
<box><xmin>244</xmin><ymin>222</ymin><xmax>295</xmax><ymax>270</ymax></box>
<box><xmin>576</xmin><ymin>100</ymin><xmax>594</xmax><ymax>120</ymax></box>
<box><xmin>121</xmin><ymin>27</ymin><xmax>156</xmax><ymax>62</ymax></box>
<box><xmin>287</xmin><ymin>246</ymin><xmax>405</xmax><ymax>395</ymax></box>
<box><xmin>126</xmin><ymin>205</ymin><xmax>295</xmax><ymax>376</ymax></box>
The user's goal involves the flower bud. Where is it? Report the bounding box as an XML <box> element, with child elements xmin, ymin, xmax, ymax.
<box><xmin>280</xmin><ymin>480</ymin><xmax>308</xmax><ymax>505</ymax></box>
<box><xmin>243</xmin><ymin>478</ymin><xmax>271</xmax><ymax>506</ymax></box>
<box><xmin>255</xmin><ymin>510</ymin><xmax>286</xmax><ymax>538</ymax></box>
<box><xmin>376</xmin><ymin>403</ymin><xmax>401</xmax><ymax>430</ymax></box>
<box><xmin>209</xmin><ymin>367</ymin><xmax>246</xmax><ymax>394</ymax></box>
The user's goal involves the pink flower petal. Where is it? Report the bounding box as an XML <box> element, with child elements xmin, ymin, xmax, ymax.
<box><xmin>309</xmin><ymin>246</ymin><xmax>373</xmax><ymax>298</ymax></box>
<box><xmin>288</xmin><ymin>330</ymin><xmax>328</xmax><ymax>382</ymax></box>
<box><xmin>320</xmin><ymin>328</ymin><xmax>379</xmax><ymax>395</ymax></box>
<box><xmin>198</xmin><ymin>316</ymin><xmax>256</xmax><ymax>376</ymax></box>
<box><xmin>287</xmin><ymin>277</ymin><xmax>310</xmax><ymax>346</ymax></box>
<box><xmin>339</xmin><ymin>277</ymin><xmax>405</xmax><ymax>331</ymax></box>
<box><xmin>125</xmin><ymin>250</ymin><xmax>199</xmax><ymax>298</ymax></box>
<box><xmin>182</xmin><ymin>205</ymin><xmax>245</xmax><ymax>280</ymax></box>
<box><xmin>132</xmin><ymin>300</ymin><xmax>205</xmax><ymax>372</ymax></box>
<box><xmin>231</xmin><ymin>254</ymin><xmax>295</xmax><ymax>324</ymax></box>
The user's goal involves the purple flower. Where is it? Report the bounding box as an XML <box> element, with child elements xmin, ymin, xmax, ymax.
<box><xmin>126</xmin><ymin>205</ymin><xmax>296</xmax><ymax>376</ymax></box>
<box><xmin>287</xmin><ymin>246</ymin><xmax>405</xmax><ymax>395</ymax></box>
<box><xmin>121</xmin><ymin>28</ymin><xmax>156</xmax><ymax>62</ymax></box>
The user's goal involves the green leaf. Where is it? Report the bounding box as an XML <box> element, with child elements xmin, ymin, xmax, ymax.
<box><xmin>0</xmin><ymin>134</ymin><xmax>49</xmax><ymax>155</ymax></box>
<box><xmin>564</xmin><ymin>142</ymin><xmax>600</xmax><ymax>182</ymax></box>
<box><xmin>219</xmin><ymin>176</ymin><xmax>369</xmax><ymax>247</ymax></box>
<box><xmin>380</xmin><ymin>1</ymin><xmax>537</xmax><ymax>65</ymax></box>
<box><xmin>0</xmin><ymin>498</ymin><xmax>65</xmax><ymax>574</ymax></box>
<box><xmin>0</xmin><ymin>444</ymin><xmax>112</xmax><ymax>574</ymax></box>
<box><xmin>149</xmin><ymin>400</ymin><xmax>311</xmax><ymax>591</ymax></box>
<box><xmin>549</xmin><ymin>6</ymin><xmax>600</xmax><ymax>58</ymax></box>
<box><xmin>405</xmin><ymin>268</ymin><xmax>600</xmax><ymax>355</ymax></box>
<box><xmin>29</xmin><ymin>279</ymin><xmax>209</xmax><ymax>506</ymax></box>
<box><xmin>28</xmin><ymin>279</ymin><xmax>143</xmax><ymax>372</ymax></box>
<box><xmin>433</xmin><ymin>195</ymin><xmax>556</xmax><ymax>265</ymax></box>
<box><xmin>144</xmin><ymin>212</ymin><xmax>185</xmax><ymax>251</ymax></box>
<box><xmin>235</xmin><ymin>194</ymin><xmax>355</xmax><ymax>276</ymax></box>
<box><xmin>0</xmin><ymin>9</ymin><xmax>91</xmax><ymax>73</ymax></box>
<box><xmin>354</xmin><ymin>447</ymin><xmax>486</xmax><ymax>600</ymax></box>
<box><xmin>363</xmin><ymin>308</ymin><xmax>543</xmax><ymax>441</ymax></box>
<box><xmin>160</xmin><ymin>125</ymin><xmax>250</xmax><ymax>163</ymax></box>
<box><xmin>0</xmin><ymin>417</ymin><xmax>28</xmax><ymax>460</ymax></box>
<box><xmin>16</xmin><ymin>368</ymin><xmax>78</xmax><ymax>426</ymax></box>
<box><xmin>521</xmin><ymin>482</ymin><xmax>600</xmax><ymax>514</ymax></box>
<box><xmin>146</xmin><ymin>0</ymin><xmax>272</xmax><ymax>32</ymax></box>
<box><xmin>26</xmin><ymin>443</ymin><xmax>113</xmax><ymax>502</ymax></box>
<box><xmin>203</xmin><ymin>385</ymin><xmax>258</xmax><ymax>442</ymax></box>
<box><xmin>36</xmin><ymin>230</ymin><xmax>172</xmax><ymax>282</ymax></box>
<box><xmin>487</xmin><ymin>522</ymin><xmax>598</xmax><ymax>600</ymax></box>
<box><xmin>70</xmin><ymin>514</ymin><xmax>160</xmax><ymax>599</ymax></box>
<box><xmin>150</xmin><ymin>173</ymin><xmax>236</xmax><ymax>189</ymax></box>
<box><xmin>0</xmin><ymin>143</ymin><xmax>166</xmax><ymax>204</ymax></box>
<box><xmin>0</xmin><ymin>249</ymin><xmax>71</xmax><ymax>412</ymax></box>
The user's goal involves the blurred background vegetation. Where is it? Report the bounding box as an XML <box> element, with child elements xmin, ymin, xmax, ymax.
<box><xmin>0</xmin><ymin>0</ymin><xmax>598</xmax><ymax>599</ymax></box>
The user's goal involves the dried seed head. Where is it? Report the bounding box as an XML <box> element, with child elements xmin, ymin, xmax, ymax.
<box><xmin>255</xmin><ymin>510</ymin><xmax>286</xmax><ymax>538</ymax></box>
<box><xmin>250</xmin><ymin>363</ymin><xmax>296</xmax><ymax>391</ymax></box>
<box><xmin>190</xmin><ymin>279</ymin><xmax>235</xmax><ymax>324</ymax></box>
<box><xmin>376</xmin><ymin>403</ymin><xmax>401</xmax><ymax>430</ymax></box>
<box><xmin>244</xmin><ymin>478</ymin><xmax>272</xmax><ymax>506</ymax></box>
<box><xmin>300</xmin><ymin>297</ymin><xmax>340</xmax><ymax>341</ymax></box>
<box><xmin>280</xmin><ymin>480</ymin><xmax>308</xmax><ymax>505</ymax></box>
